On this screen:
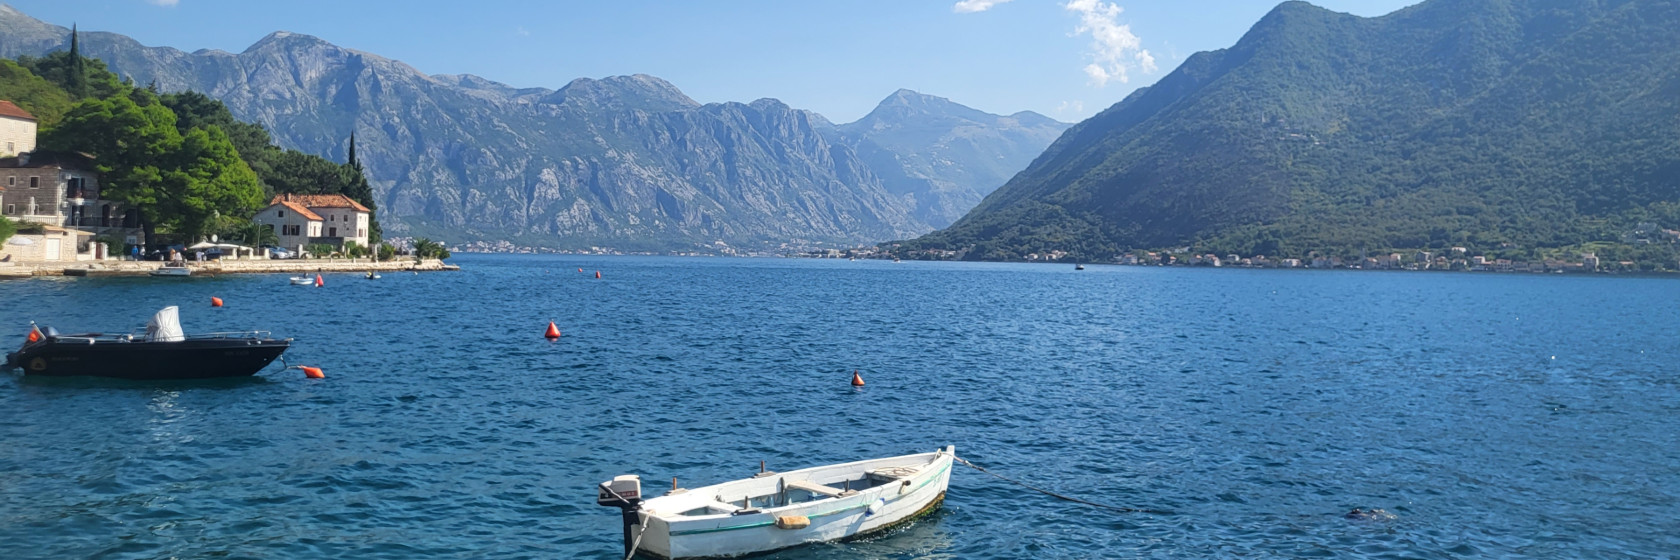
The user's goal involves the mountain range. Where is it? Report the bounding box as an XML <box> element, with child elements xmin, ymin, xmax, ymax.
<box><xmin>909</xmin><ymin>0</ymin><xmax>1680</xmax><ymax>261</ymax></box>
<box><xmin>0</xmin><ymin>5</ymin><xmax>1067</xmax><ymax>251</ymax></box>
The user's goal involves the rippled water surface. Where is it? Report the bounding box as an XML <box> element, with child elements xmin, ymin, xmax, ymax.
<box><xmin>3</xmin><ymin>255</ymin><xmax>1679</xmax><ymax>558</ymax></box>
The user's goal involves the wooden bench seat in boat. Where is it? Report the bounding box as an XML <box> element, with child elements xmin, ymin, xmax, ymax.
<box><xmin>785</xmin><ymin>480</ymin><xmax>851</xmax><ymax>498</ymax></box>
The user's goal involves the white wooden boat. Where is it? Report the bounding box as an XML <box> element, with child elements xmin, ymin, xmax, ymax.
<box><xmin>150</xmin><ymin>266</ymin><xmax>191</xmax><ymax>277</ymax></box>
<box><xmin>599</xmin><ymin>446</ymin><xmax>954</xmax><ymax>559</ymax></box>
<box><xmin>288</xmin><ymin>276</ymin><xmax>313</xmax><ymax>285</ymax></box>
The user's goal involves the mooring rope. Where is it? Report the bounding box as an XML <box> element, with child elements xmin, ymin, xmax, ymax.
<box><xmin>952</xmin><ymin>456</ymin><xmax>1174</xmax><ymax>515</ymax></box>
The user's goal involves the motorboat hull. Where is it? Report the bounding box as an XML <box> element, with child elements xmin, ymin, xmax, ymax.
<box><xmin>6</xmin><ymin>338</ymin><xmax>289</xmax><ymax>379</ymax></box>
<box><xmin>632</xmin><ymin>448</ymin><xmax>955</xmax><ymax>559</ymax></box>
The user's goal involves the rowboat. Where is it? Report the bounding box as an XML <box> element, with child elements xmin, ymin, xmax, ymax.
<box><xmin>150</xmin><ymin>265</ymin><xmax>191</xmax><ymax>277</ymax></box>
<box><xmin>288</xmin><ymin>276</ymin><xmax>313</xmax><ymax>285</ymax></box>
<box><xmin>598</xmin><ymin>446</ymin><xmax>955</xmax><ymax>559</ymax></box>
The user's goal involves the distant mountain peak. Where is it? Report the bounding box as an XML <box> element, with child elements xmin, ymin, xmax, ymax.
<box><xmin>546</xmin><ymin>74</ymin><xmax>698</xmax><ymax>112</ymax></box>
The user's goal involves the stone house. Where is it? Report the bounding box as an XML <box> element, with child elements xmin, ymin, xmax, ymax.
<box><xmin>252</xmin><ymin>193</ymin><xmax>371</xmax><ymax>251</ymax></box>
<box><xmin>0</xmin><ymin>152</ymin><xmax>138</xmax><ymax>242</ymax></box>
<box><xmin>0</xmin><ymin>100</ymin><xmax>37</xmax><ymax>157</ymax></box>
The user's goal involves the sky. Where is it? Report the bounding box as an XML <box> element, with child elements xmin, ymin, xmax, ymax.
<box><xmin>10</xmin><ymin>0</ymin><xmax>1422</xmax><ymax>123</ymax></box>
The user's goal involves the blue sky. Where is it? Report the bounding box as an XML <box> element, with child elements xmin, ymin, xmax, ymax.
<box><xmin>11</xmin><ymin>0</ymin><xmax>1420</xmax><ymax>122</ymax></box>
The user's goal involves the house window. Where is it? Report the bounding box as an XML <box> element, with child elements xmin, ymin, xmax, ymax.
<box><xmin>278</xmin><ymin>210</ymin><xmax>285</xmax><ymax>217</ymax></box>
<box><xmin>29</xmin><ymin>176</ymin><xmax>39</xmax><ymax>189</ymax></box>
<box><xmin>4</xmin><ymin>204</ymin><xmax>10</xmax><ymax>214</ymax></box>
<box><xmin>359</xmin><ymin>229</ymin><xmax>365</xmax><ymax>237</ymax></box>
<box><xmin>5</xmin><ymin>142</ymin><xmax>12</xmax><ymax>152</ymax></box>
<box><xmin>6</xmin><ymin>177</ymin><xmax>13</xmax><ymax>186</ymax></box>
<box><xmin>329</xmin><ymin>227</ymin><xmax>338</xmax><ymax>237</ymax></box>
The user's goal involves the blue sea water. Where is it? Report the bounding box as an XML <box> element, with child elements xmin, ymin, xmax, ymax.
<box><xmin>2</xmin><ymin>254</ymin><xmax>1678</xmax><ymax>559</ymax></box>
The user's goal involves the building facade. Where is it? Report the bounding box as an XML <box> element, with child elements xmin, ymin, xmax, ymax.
<box><xmin>0</xmin><ymin>100</ymin><xmax>37</xmax><ymax>157</ymax></box>
<box><xmin>252</xmin><ymin>193</ymin><xmax>371</xmax><ymax>250</ymax></box>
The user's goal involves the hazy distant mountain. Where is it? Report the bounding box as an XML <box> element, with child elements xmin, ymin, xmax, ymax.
<box><xmin>836</xmin><ymin>89</ymin><xmax>1069</xmax><ymax>228</ymax></box>
<box><xmin>906</xmin><ymin>0</ymin><xmax>1680</xmax><ymax>261</ymax></box>
<box><xmin>0</xmin><ymin>5</ymin><xmax>1061</xmax><ymax>250</ymax></box>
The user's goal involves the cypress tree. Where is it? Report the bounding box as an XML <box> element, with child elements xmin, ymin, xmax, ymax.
<box><xmin>66</xmin><ymin>24</ymin><xmax>88</xmax><ymax>98</ymax></box>
<box><xmin>346</xmin><ymin>131</ymin><xmax>359</xmax><ymax>171</ymax></box>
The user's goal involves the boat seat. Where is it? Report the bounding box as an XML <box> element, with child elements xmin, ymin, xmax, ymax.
<box><xmin>786</xmin><ymin>480</ymin><xmax>849</xmax><ymax>498</ymax></box>
<box><xmin>867</xmin><ymin>466</ymin><xmax>920</xmax><ymax>482</ymax></box>
<box><xmin>706</xmin><ymin>500</ymin><xmax>743</xmax><ymax>514</ymax></box>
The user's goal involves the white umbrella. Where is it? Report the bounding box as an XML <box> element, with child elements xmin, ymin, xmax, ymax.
<box><xmin>187</xmin><ymin>241</ymin><xmax>219</xmax><ymax>249</ymax></box>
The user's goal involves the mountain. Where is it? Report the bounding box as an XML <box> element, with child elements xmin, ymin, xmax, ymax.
<box><xmin>834</xmin><ymin>90</ymin><xmax>1069</xmax><ymax>228</ymax></box>
<box><xmin>0</xmin><ymin>6</ymin><xmax>1063</xmax><ymax>251</ymax></box>
<box><xmin>908</xmin><ymin>0</ymin><xmax>1680</xmax><ymax>261</ymax></box>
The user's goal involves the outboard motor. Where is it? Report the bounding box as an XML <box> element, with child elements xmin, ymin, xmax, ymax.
<box><xmin>598</xmin><ymin>475</ymin><xmax>643</xmax><ymax>558</ymax></box>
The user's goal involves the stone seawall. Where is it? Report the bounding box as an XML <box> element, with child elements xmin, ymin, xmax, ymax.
<box><xmin>0</xmin><ymin>259</ymin><xmax>458</xmax><ymax>278</ymax></box>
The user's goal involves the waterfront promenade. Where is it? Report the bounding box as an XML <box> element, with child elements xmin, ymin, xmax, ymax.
<box><xmin>0</xmin><ymin>258</ymin><xmax>457</xmax><ymax>278</ymax></box>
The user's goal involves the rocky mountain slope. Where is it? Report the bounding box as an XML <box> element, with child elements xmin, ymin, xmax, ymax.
<box><xmin>0</xmin><ymin>5</ymin><xmax>1063</xmax><ymax>250</ymax></box>
<box><xmin>833</xmin><ymin>90</ymin><xmax>1069</xmax><ymax>228</ymax></box>
<box><xmin>908</xmin><ymin>0</ymin><xmax>1680</xmax><ymax>261</ymax></box>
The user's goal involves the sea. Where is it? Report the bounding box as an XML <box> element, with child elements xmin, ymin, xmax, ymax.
<box><xmin>2</xmin><ymin>254</ymin><xmax>1677</xmax><ymax>559</ymax></box>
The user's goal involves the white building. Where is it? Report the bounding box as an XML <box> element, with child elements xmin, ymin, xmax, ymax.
<box><xmin>252</xmin><ymin>193</ymin><xmax>371</xmax><ymax>251</ymax></box>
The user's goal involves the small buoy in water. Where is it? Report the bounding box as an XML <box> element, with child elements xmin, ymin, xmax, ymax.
<box><xmin>851</xmin><ymin>369</ymin><xmax>865</xmax><ymax>387</ymax></box>
<box><xmin>291</xmin><ymin>365</ymin><xmax>325</xmax><ymax>379</ymax></box>
<box><xmin>545</xmin><ymin>321</ymin><xmax>561</xmax><ymax>339</ymax></box>
<box><xmin>578</xmin><ymin>268</ymin><xmax>583</xmax><ymax>273</ymax></box>
<box><xmin>314</xmin><ymin>274</ymin><xmax>324</xmax><ymax>287</ymax></box>
<box><xmin>595</xmin><ymin>270</ymin><xmax>602</xmax><ymax>279</ymax></box>
<box><xmin>210</xmin><ymin>297</ymin><xmax>223</xmax><ymax>307</ymax></box>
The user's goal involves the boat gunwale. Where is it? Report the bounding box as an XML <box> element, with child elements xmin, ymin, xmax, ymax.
<box><xmin>642</xmin><ymin>450</ymin><xmax>945</xmax><ymax>522</ymax></box>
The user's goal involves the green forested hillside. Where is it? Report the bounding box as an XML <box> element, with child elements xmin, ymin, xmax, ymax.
<box><xmin>904</xmin><ymin>0</ymin><xmax>1680</xmax><ymax>264</ymax></box>
<box><xmin>2</xmin><ymin>48</ymin><xmax>380</xmax><ymax>246</ymax></box>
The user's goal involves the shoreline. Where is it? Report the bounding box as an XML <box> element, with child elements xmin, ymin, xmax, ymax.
<box><xmin>0</xmin><ymin>258</ymin><xmax>458</xmax><ymax>279</ymax></box>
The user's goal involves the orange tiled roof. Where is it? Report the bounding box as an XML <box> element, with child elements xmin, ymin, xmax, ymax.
<box><xmin>270</xmin><ymin>193</ymin><xmax>371</xmax><ymax>213</ymax></box>
<box><xmin>273</xmin><ymin>200</ymin><xmax>323</xmax><ymax>221</ymax></box>
<box><xmin>0</xmin><ymin>100</ymin><xmax>35</xmax><ymax>121</ymax></box>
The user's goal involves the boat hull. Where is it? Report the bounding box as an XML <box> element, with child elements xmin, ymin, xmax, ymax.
<box><xmin>6</xmin><ymin>338</ymin><xmax>289</xmax><ymax>379</ymax></box>
<box><xmin>635</xmin><ymin>451</ymin><xmax>954</xmax><ymax>559</ymax></box>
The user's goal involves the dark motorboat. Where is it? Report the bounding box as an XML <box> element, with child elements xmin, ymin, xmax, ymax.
<box><xmin>4</xmin><ymin>306</ymin><xmax>290</xmax><ymax>380</ymax></box>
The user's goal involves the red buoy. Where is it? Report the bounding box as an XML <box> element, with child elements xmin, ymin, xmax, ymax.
<box><xmin>314</xmin><ymin>274</ymin><xmax>324</xmax><ymax>287</ymax></box>
<box><xmin>545</xmin><ymin>321</ymin><xmax>561</xmax><ymax>339</ymax></box>
<box><xmin>851</xmin><ymin>369</ymin><xmax>865</xmax><ymax>387</ymax></box>
<box><xmin>578</xmin><ymin>268</ymin><xmax>583</xmax><ymax>273</ymax></box>
<box><xmin>301</xmin><ymin>366</ymin><xmax>325</xmax><ymax>379</ymax></box>
<box><xmin>595</xmin><ymin>270</ymin><xmax>602</xmax><ymax>279</ymax></box>
<box><xmin>210</xmin><ymin>297</ymin><xmax>223</xmax><ymax>307</ymax></box>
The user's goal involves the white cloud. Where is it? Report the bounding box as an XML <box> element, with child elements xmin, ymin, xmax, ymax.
<box><xmin>1064</xmin><ymin>0</ymin><xmax>1155</xmax><ymax>86</ymax></box>
<box><xmin>952</xmin><ymin>0</ymin><xmax>1014</xmax><ymax>13</ymax></box>
<box><xmin>147</xmin><ymin>0</ymin><xmax>179</xmax><ymax>6</ymax></box>
<box><xmin>1056</xmin><ymin>100</ymin><xmax>1085</xmax><ymax>115</ymax></box>
<box><xmin>515</xmin><ymin>26</ymin><xmax>531</xmax><ymax>37</ymax></box>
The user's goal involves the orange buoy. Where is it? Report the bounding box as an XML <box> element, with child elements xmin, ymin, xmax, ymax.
<box><xmin>315</xmin><ymin>274</ymin><xmax>324</xmax><ymax>287</ymax></box>
<box><xmin>595</xmin><ymin>270</ymin><xmax>601</xmax><ymax>279</ymax></box>
<box><xmin>851</xmin><ymin>369</ymin><xmax>865</xmax><ymax>387</ymax></box>
<box><xmin>301</xmin><ymin>366</ymin><xmax>325</xmax><ymax>379</ymax></box>
<box><xmin>578</xmin><ymin>268</ymin><xmax>583</xmax><ymax>273</ymax></box>
<box><xmin>210</xmin><ymin>297</ymin><xmax>223</xmax><ymax>307</ymax></box>
<box><xmin>544</xmin><ymin>321</ymin><xmax>562</xmax><ymax>339</ymax></box>
<box><xmin>26</xmin><ymin>326</ymin><xmax>41</xmax><ymax>343</ymax></box>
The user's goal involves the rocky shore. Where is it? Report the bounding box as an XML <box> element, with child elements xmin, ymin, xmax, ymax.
<box><xmin>0</xmin><ymin>258</ymin><xmax>458</xmax><ymax>279</ymax></box>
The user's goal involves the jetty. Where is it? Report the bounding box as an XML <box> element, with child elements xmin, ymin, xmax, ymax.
<box><xmin>0</xmin><ymin>258</ymin><xmax>457</xmax><ymax>279</ymax></box>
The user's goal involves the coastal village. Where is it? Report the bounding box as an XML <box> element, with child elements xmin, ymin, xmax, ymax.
<box><xmin>0</xmin><ymin>98</ymin><xmax>449</xmax><ymax>277</ymax></box>
<box><xmin>815</xmin><ymin>242</ymin><xmax>1669</xmax><ymax>274</ymax></box>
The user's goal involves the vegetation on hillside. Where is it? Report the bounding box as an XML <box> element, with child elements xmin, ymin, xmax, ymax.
<box><xmin>3</xmin><ymin>34</ymin><xmax>382</xmax><ymax>247</ymax></box>
<box><xmin>901</xmin><ymin>0</ymin><xmax>1680</xmax><ymax>269</ymax></box>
